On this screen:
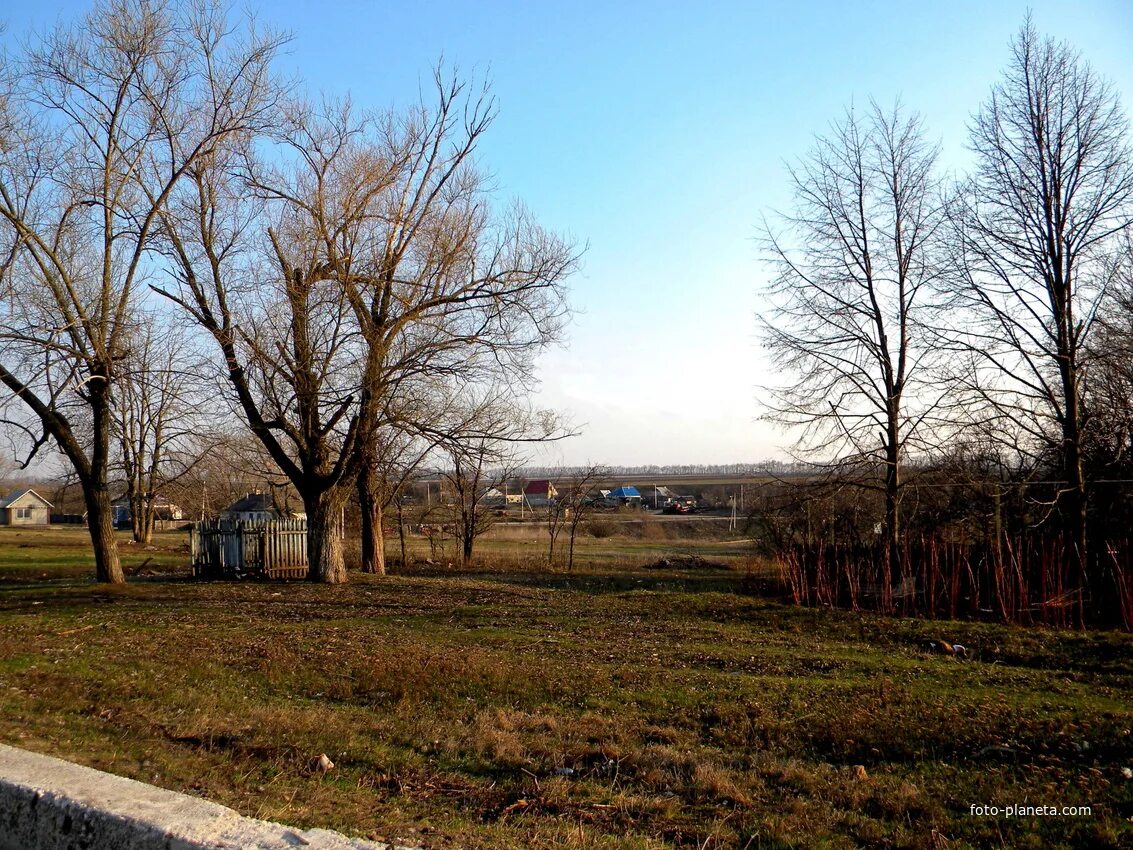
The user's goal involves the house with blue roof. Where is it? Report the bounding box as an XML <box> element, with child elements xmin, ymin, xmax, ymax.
<box><xmin>607</xmin><ymin>486</ymin><xmax>642</xmax><ymax>506</ymax></box>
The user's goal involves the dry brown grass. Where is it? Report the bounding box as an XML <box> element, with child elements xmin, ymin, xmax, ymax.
<box><xmin>0</xmin><ymin>532</ymin><xmax>1128</xmax><ymax>848</ymax></box>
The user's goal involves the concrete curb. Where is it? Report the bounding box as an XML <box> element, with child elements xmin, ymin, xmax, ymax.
<box><xmin>0</xmin><ymin>744</ymin><xmax>412</xmax><ymax>850</ymax></box>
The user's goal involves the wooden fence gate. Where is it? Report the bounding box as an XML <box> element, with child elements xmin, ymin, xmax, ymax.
<box><xmin>190</xmin><ymin>519</ymin><xmax>308</xmax><ymax>579</ymax></box>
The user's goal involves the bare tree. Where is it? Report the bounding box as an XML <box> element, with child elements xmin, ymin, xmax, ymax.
<box><xmin>438</xmin><ymin>440</ymin><xmax>520</xmax><ymax>569</ymax></box>
<box><xmin>435</xmin><ymin>400</ymin><xmax>561</xmax><ymax>567</ymax></box>
<box><xmin>112</xmin><ymin>316</ymin><xmax>204</xmax><ymax>543</ymax></box>
<box><xmin>158</xmin><ymin>75</ymin><xmax>575</xmax><ymax>582</ymax></box>
<box><xmin>546</xmin><ymin>486</ymin><xmax>567</xmax><ymax>566</ymax></box>
<box><xmin>1073</xmin><ymin>239</ymin><xmax>1133</xmax><ymax>544</ymax></box>
<box><xmin>562</xmin><ymin>464</ymin><xmax>608</xmax><ymax>572</ymax></box>
<box><xmin>335</xmin><ymin>74</ymin><xmax>575</xmax><ymax>575</ymax></box>
<box><xmin>1089</xmin><ymin>286</ymin><xmax>1133</xmax><ymax>475</ymax></box>
<box><xmin>761</xmin><ymin>101</ymin><xmax>945</xmax><ymax>569</ymax></box>
<box><xmin>544</xmin><ymin>464</ymin><xmax>608</xmax><ymax>569</ymax></box>
<box><xmin>0</xmin><ymin>0</ymin><xmax>283</xmax><ymax>582</ymax></box>
<box><xmin>159</xmin><ymin>168</ymin><xmax>363</xmax><ymax>581</ymax></box>
<box><xmin>942</xmin><ymin>18</ymin><xmax>1133</xmax><ymax>584</ymax></box>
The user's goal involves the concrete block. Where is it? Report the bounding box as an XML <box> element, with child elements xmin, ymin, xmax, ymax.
<box><xmin>0</xmin><ymin>744</ymin><xmax>412</xmax><ymax>850</ymax></box>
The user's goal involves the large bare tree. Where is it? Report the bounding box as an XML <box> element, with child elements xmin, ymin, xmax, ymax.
<box><xmin>942</xmin><ymin>19</ymin><xmax>1133</xmax><ymax>584</ymax></box>
<box><xmin>0</xmin><ymin>0</ymin><xmax>283</xmax><ymax>582</ymax></box>
<box><xmin>761</xmin><ymin>102</ymin><xmax>945</xmax><ymax>568</ymax></box>
<box><xmin>158</xmin><ymin>74</ymin><xmax>575</xmax><ymax>582</ymax></box>
<box><xmin>158</xmin><ymin>161</ymin><xmax>364</xmax><ymax>582</ymax></box>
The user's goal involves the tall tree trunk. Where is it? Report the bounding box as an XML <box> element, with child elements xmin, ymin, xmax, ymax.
<box><xmin>130</xmin><ymin>507</ymin><xmax>144</xmax><ymax>543</ymax></box>
<box><xmin>1062</xmin><ymin>385</ymin><xmax>1088</xmax><ymax>617</ymax></box>
<box><xmin>306</xmin><ymin>489</ymin><xmax>347</xmax><ymax>583</ymax></box>
<box><xmin>83</xmin><ymin>480</ymin><xmax>124</xmax><ymax>584</ymax></box>
<box><xmin>140</xmin><ymin>499</ymin><xmax>155</xmax><ymax>546</ymax></box>
<box><xmin>361</xmin><ymin>499</ymin><xmax>386</xmax><ymax>575</ymax></box>
<box><xmin>357</xmin><ymin>465</ymin><xmax>386</xmax><ymax>574</ymax></box>
<box><xmin>85</xmin><ymin>376</ymin><xmax>124</xmax><ymax>584</ymax></box>
<box><xmin>127</xmin><ymin>478</ymin><xmax>144</xmax><ymax>541</ymax></box>
<box><xmin>884</xmin><ymin>425</ymin><xmax>901</xmax><ymax>577</ymax></box>
<box><xmin>396</xmin><ymin>497</ymin><xmax>408</xmax><ymax>568</ymax></box>
<box><xmin>462</xmin><ymin>503</ymin><xmax>475</xmax><ymax>567</ymax></box>
<box><xmin>457</xmin><ymin>498</ymin><xmax>475</xmax><ymax>573</ymax></box>
<box><xmin>1055</xmin><ymin>319</ymin><xmax>1088</xmax><ymax>620</ymax></box>
<box><xmin>548</xmin><ymin>509</ymin><xmax>557</xmax><ymax>566</ymax></box>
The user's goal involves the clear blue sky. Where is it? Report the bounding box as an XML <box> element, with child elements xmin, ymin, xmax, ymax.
<box><xmin>4</xmin><ymin>1</ymin><xmax>1133</xmax><ymax>466</ymax></box>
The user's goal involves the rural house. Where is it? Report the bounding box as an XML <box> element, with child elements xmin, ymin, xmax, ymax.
<box><xmin>219</xmin><ymin>492</ymin><xmax>299</xmax><ymax>522</ymax></box>
<box><xmin>607</xmin><ymin>486</ymin><xmax>642</xmax><ymax>506</ymax></box>
<box><xmin>479</xmin><ymin>487</ymin><xmax>507</xmax><ymax>506</ymax></box>
<box><xmin>0</xmin><ymin>488</ymin><xmax>53</xmax><ymax>526</ymax></box>
<box><xmin>522</xmin><ymin>479</ymin><xmax>558</xmax><ymax>507</ymax></box>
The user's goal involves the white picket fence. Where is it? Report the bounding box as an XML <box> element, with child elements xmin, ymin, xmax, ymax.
<box><xmin>190</xmin><ymin>519</ymin><xmax>308</xmax><ymax>579</ymax></box>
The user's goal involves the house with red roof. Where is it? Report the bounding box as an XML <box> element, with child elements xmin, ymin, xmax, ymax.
<box><xmin>522</xmin><ymin>479</ymin><xmax>558</xmax><ymax>507</ymax></box>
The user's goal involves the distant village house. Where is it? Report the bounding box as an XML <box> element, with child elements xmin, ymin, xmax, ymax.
<box><xmin>219</xmin><ymin>492</ymin><xmax>305</xmax><ymax>522</ymax></box>
<box><xmin>479</xmin><ymin>487</ymin><xmax>507</xmax><ymax>506</ymax></box>
<box><xmin>522</xmin><ymin>480</ymin><xmax>559</xmax><ymax>508</ymax></box>
<box><xmin>607</xmin><ymin>486</ymin><xmax>642</xmax><ymax>506</ymax></box>
<box><xmin>0</xmin><ymin>489</ymin><xmax>53</xmax><ymax>526</ymax></box>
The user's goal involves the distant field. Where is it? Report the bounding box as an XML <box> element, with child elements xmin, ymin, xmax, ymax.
<box><xmin>0</xmin><ymin>528</ymin><xmax>1129</xmax><ymax>848</ymax></box>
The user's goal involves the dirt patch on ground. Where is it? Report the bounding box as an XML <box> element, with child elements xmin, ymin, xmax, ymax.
<box><xmin>641</xmin><ymin>555</ymin><xmax>730</xmax><ymax>571</ymax></box>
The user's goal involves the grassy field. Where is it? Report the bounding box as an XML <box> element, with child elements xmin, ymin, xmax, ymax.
<box><xmin>0</xmin><ymin>527</ymin><xmax>1130</xmax><ymax>849</ymax></box>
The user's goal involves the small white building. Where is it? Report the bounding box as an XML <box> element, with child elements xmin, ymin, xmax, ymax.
<box><xmin>219</xmin><ymin>493</ymin><xmax>279</xmax><ymax>522</ymax></box>
<box><xmin>219</xmin><ymin>492</ymin><xmax>305</xmax><ymax>522</ymax></box>
<box><xmin>0</xmin><ymin>488</ymin><xmax>53</xmax><ymax>526</ymax></box>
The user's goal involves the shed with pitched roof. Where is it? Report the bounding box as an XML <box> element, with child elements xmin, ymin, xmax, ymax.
<box><xmin>0</xmin><ymin>488</ymin><xmax>53</xmax><ymax>526</ymax></box>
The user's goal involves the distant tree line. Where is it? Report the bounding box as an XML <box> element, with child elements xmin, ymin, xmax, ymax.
<box><xmin>513</xmin><ymin>461</ymin><xmax>813</xmax><ymax>478</ymax></box>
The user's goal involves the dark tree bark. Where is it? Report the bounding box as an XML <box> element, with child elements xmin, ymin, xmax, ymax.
<box><xmin>84</xmin><ymin>377</ymin><xmax>125</xmax><ymax>584</ymax></box>
<box><xmin>83</xmin><ymin>483</ymin><xmax>124</xmax><ymax>585</ymax></box>
<box><xmin>305</xmin><ymin>489</ymin><xmax>347</xmax><ymax>584</ymax></box>
<box><xmin>357</xmin><ymin>463</ymin><xmax>386</xmax><ymax>575</ymax></box>
<box><xmin>396</xmin><ymin>495</ymin><xmax>409</xmax><ymax>568</ymax></box>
